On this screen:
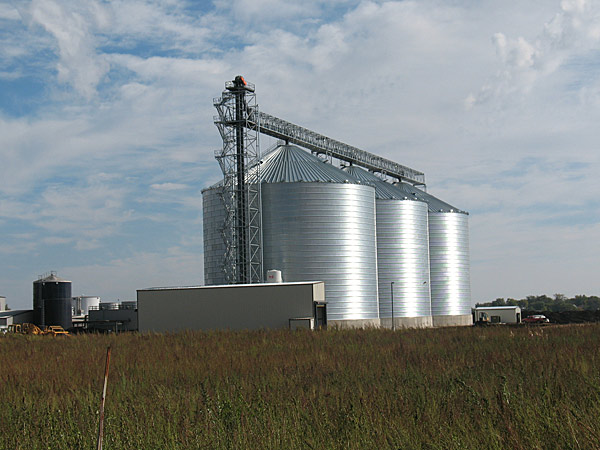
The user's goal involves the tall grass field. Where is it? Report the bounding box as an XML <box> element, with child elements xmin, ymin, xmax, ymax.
<box><xmin>1</xmin><ymin>324</ymin><xmax>600</xmax><ymax>449</ymax></box>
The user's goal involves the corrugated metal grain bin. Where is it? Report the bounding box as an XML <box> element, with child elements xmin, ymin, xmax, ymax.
<box><xmin>257</xmin><ymin>146</ymin><xmax>379</xmax><ymax>327</ymax></box>
<box><xmin>344</xmin><ymin>166</ymin><xmax>432</xmax><ymax>329</ymax></box>
<box><xmin>202</xmin><ymin>183</ymin><xmax>227</xmax><ymax>286</ymax></box>
<box><xmin>33</xmin><ymin>273</ymin><xmax>72</xmax><ymax>329</ymax></box>
<box><xmin>392</xmin><ymin>182</ymin><xmax>472</xmax><ymax>326</ymax></box>
<box><xmin>203</xmin><ymin>145</ymin><xmax>380</xmax><ymax>327</ymax></box>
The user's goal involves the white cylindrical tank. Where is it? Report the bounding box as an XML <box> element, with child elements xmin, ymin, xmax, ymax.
<box><xmin>100</xmin><ymin>302</ymin><xmax>119</xmax><ymax>310</ymax></box>
<box><xmin>266</xmin><ymin>270</ymin><xmax>283</xmax><ymax>283</ymax></box>
<box><xmin>72</xmin><ymin>296</ymin><xmax>100</xmax><ymax>316</ymax></box>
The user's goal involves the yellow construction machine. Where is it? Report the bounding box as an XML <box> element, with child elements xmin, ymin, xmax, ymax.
<box><xmin>45</xmin><ymin>325</ymin><xmax>70</xmax><ymax>336</ymax></box>
<box><xmin>7</xmin><ymin>323</ymin><xmax>69</xmax><ymax>336</ymax></box>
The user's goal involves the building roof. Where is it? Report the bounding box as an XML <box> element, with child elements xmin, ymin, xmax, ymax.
<box><xmin>138</xmin><ymin>281</ymin><xmax>325</xmax><ymax>292</ymax></box>
<box><xmin>35</xmin><ymin>273</ymin><xmax>70</xmax><ymax>283</ymax></box>
<box><xmin>475</xmin><ymin>306</ymin><xmax>521</xmax><ymax>310</ymax></box>
<box><xmin>0</xmin><ymin>310</ymin><xmax>33</xmax><ymax>318</ymax></box>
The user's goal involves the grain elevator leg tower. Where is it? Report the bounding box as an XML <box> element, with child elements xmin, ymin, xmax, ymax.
<box><xmin>213</xmin><ymin>76</ymin><xmax>263</xmax><ymax>284</ymax></box>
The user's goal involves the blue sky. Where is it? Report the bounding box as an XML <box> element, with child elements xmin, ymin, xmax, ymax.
<box><xmin>1</xmin><ymin>0</ymin><xmax>599</xmax><ymax>310</ymax></box>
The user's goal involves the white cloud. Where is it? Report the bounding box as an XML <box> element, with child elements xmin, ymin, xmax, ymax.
<box><xmin>469</xmin><ymin>0</ymin><xmax>600</xmax><ymax>105</ymax></box>
<box><xmin>104</xmin><ymin>0</ymin><xmax>215</xmax><ymax>54</ymax></box>
<box><xmin>37</xmin><ymin>177</ymin><xmax>131</xmax><ymax>239</ymax></box>
<box><xmin>151</xmin><ymin>183</ymin><xmax>187</xmax><ymax>191</ymax></box>
<box><xmin>0</xmin><ymin>4</ymin><xmax>21</xmax><ymax>20</ymax></box>
<box><xmin>64</xmin><ymin>248</ymin><xmax>204</xmax><ymax>300</ymax></box>
<box><xmin>42</xmin><ymin>236</ymin><xmax>72</xmax><ymax>245</ymax></box>
<box><xmin>28</xmin><ymin>0</ymin><xmax>110</xmax><ymax>99</ymax></box>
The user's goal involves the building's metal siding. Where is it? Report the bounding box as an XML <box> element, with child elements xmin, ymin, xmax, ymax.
<box><xmin>262</xmin><ymin>182</ymin><xmax>379</xmax><ymax>321</ymax></box>
<box><xmin>376</xmin><ymin>200</ymin><xmax>431</xmax><ymax>318</ymax></box>
<box><xmin>137</xmin><ymin>282</ymin><xmax>324</xmax><ymax>332</ymax></box>
<box><xmin>429</xmin><ymin>212</ymin><xmax>471</xmax><ymax>316</ymax></box>
<box><xmin>202</xmin><ymin>185</ymin><xmax>227</xmax><ymax>286</ymax></box>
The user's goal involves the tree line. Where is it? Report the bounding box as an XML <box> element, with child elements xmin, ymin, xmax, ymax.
<box><xmin>476</xmin><ymin>294</ymin><xmax>600</xmax><ymax>312</ymax></box>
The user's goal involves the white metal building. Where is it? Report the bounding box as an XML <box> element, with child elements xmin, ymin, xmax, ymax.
<box><xmin>473</xmin><ymin>306</ymin><xmax>522</xmax><ymax>324</ymax></box>
<box><xmin>0</xmin><ymin>296</ymin><xmax>5</xmax><ymax>311</ymax></box>
<box><xmin>137</xmin><ymin>281</ymin><xmax>326</xmax><ymax>333</ymax></box>
<box><xmin>0</xmin><ymin>310</ymin><xmax>34</xmax><ymax>331</ymax></box>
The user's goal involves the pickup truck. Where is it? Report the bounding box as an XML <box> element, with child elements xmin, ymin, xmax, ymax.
<box><xmin>523</xmin><ymin>314</ymin><xmax>550</xmax><ymax>324</ymax></box>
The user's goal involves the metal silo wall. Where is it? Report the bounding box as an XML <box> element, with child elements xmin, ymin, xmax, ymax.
<box><xmin>262</xmin><ymin>182</ymin><xmax>379</xmax><ymax>321</ymax></box>
<box><xmin>33</xmin><ymin>280</ymin><xmax>44</xmax><ymax>327</ymax></box>
<box><xmin>42</xmin><ymin>281</ymin><xmax>72</xmax><ymax>329</ymax></box>
<box><xmin>376</xmin><ymin>199</ymin><xmax>431</xmax><ymax>318</ymax></box>
<box><xmin>202</xmin><ymin>186</ymin><xmax>227</xmax><ymax>286</ymax></box>
<box><xmin>429</xmin><ymin>212</ymin><xmax>471</xmax><ymax>316</ymax></box>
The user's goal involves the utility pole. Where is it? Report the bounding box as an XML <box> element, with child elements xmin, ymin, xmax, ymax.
<box><xmin>391</xmin><ymin>281</ymin><xmax>395</xmax><ymax>331</ymax></box>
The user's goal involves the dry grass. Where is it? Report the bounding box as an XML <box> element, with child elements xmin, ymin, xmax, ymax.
<box><xmin>1</xmin><ymin>324</ymin><xmax>600</xmax><ymax>449</ymax></box>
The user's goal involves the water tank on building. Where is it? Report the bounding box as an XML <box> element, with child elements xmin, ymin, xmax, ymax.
<box><xmin>266</xmin><ymin>270</ymin><xmax>283</xmax><ymax>283</ymax></box>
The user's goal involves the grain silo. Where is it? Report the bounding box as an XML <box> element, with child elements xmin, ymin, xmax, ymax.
<box><xmin>203</xmin><ymin>76</ymin><xmax>471</xmax><ymax>329</ymax></box>
<box><xmin>203</xmin><ymin>145</ymin><xmax>380</xmax><ymax>327</ymax></box>
<box><xmin>202</xmin><ymin>182</ymin><xmax>227</xmax><ymax>286</ymax></box>
<box><xmin>344</xmin><ymin>166</ymin><xmax>432</xmax><ymax>329</ymax></box>
<box><xmin>33</xmin><ymin>272</ymin><xmax>72</xmax><ymax>329</ymax></box>
<box><xmin>392</xmin><ymin>183</ymin><xmax>472</xmax><ymax>326</ymax></box>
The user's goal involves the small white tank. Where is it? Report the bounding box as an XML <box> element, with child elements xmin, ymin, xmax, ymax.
<box><xmin>72</xmin><ymin>296</ymin><xmax>101</xmax><ymax>316</ymax></box>
<box><xmin>100</xmin><ymin>302</ymin><xmax>119</xmax><ymax>310</ymax></box>
<box><xmin>266</xmin><ymin>270</ymin><xmax>283</xmax><ymax>283</ymax></box>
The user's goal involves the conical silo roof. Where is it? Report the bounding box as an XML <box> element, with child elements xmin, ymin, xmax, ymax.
<box><xmin>342</xmin><ymin>164</ymin><xmax>465</xmax><ymax>213</ymax></box>
<box><xmin>35</xmin><ymin>273</ymin><xmax>70</xmax><ymax>283</ymax></box>
<box><xmin>344</xmin><ymin>166</ymin><xmax>416</xmax><ymax>200</ymax></box>
<box><xmin>249</xmin><ymin>145</ymin><xmax>362</xmax><ymax>184</ymax></box>
<box><xmin>392</xmin><ymin>182</ymin><xmax>466</xmax><ymax>214</ymax></box>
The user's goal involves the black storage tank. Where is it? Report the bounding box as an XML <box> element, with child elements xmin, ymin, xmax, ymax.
<box><xmin>33</xmin><ymin>272</ymin><xmax>72</xmax><ymax>329</ymax></box>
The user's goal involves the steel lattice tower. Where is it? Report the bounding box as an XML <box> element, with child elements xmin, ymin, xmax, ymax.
<box><xmin>213</xmin><ymin>76</ymin><xmax>263</xmax><ymax>284</ymax></box>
